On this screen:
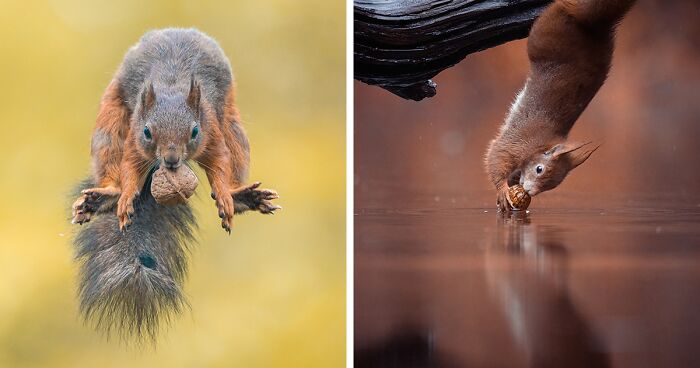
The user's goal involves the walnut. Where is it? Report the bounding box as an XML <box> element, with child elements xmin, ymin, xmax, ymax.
<box><xmin>507</xmin><ymin>184</ymin><xmax>531</xmax><ymax>210</ymax></box>
<box><xmin>150</xmin><ymin>165</ymin><xmax>198</xmax><ymax>205</ymax></box>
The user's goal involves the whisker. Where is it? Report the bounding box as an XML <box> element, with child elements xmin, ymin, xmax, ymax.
<box><xmin>193</xmin><ymin>159</ymin><xmax>216</xmax><ymax>174</ymax></box>
<box><xmin>136</xmin><ymin>158</ymin><xmax>159</xmax><ymax>183</ymax></box>
<box><xmin>137</xmin><ymin>161</ymin><xmax>155</xmax><ymax>175</ymax></box>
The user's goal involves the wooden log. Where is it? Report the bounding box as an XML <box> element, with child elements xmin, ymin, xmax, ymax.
<box><xmin>355</xmin><ymin>0</ymin><xmax>552</xmax><ymax>100</ymax></box>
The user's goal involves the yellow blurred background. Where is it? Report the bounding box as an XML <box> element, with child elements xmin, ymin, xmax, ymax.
<box><xmin>0</xmin><ymin>0</ymin><xmax>345</xmax><ymax>367</ymax></box>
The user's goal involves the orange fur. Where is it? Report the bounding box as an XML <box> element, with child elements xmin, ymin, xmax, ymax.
<box><xmin>90</xmin><ymin>79</ymin><xmax>129</xmax><ymax>189</ymax></box>
<box><xmin>484</xmin><ymin>0</ymin><xmax>635</xmax><ymax>211</ymax></box>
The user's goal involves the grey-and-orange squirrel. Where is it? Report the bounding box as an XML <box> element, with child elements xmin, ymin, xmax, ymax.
<box><xmin>485</xmin><ymin>0</ymin><xmax>636</xmax><ymax>212</ymax></box>
<box><xmin>70</xmin><ymin>28</ymin><xmax>280</xmax><ymax>341</ymax></box>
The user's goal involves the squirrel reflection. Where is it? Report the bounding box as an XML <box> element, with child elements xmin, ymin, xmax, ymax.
<box><xmin>485</xmin><ymin>213</ymin><xmax>610</xmax><ymax>368</ymax></box>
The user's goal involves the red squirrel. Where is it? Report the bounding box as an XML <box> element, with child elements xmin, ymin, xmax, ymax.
<box><xmin>72</xmin><ymin>29</ymin><xmax>279</xmax><ymax>232</ymax></box>
<box><xmin>485</xmin><ymin>0</ymin><xmax>636</xmax><ymax>212</ymax></box>
<box><xmin>70</xmin><ymin>28</ymin><xmax>279</xmax><ymax>341</ymax></box>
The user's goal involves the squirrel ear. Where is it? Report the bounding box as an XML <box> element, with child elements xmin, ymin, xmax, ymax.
<box><xmin>187</xmin><ymin>77</ymin><xmax>201</xmax><ymax>111</ymax></box>
<box><xmin>141</xmin><ymin>82</ymin><xmax>156</xmax><ymax>115</ymax></box>
<box><xmin>567</xmin><ymin>143</ymin><xmax>601</xmax><ymax>169</ymax></box>
<box><xmin>549</xmin><ymin>141</ymin><xmax>593</xmax><ymax>157</ymax></box>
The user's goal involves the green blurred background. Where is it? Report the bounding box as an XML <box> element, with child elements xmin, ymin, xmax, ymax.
<box><xmin>0</xmin><ymin>0</ymin><xmax>345</xmax><ymax>366</ymax></box>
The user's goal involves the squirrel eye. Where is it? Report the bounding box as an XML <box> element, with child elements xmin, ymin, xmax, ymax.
<box><xmin>191</xmin><ymin>125</ymin><xmax>199</xmax><ymax>140</ymax></box>
<box><xmin>536</xmin><ymin>165</ymin><xmax>544</xmax><ymax>174</ymax></box>
<box><xmin>143</xmin><ymin>126</ymin><xmax>152</xmax><ymax>140</ymax></box>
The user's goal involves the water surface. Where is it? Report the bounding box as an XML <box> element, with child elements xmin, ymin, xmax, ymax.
<box><xmin>355</xmin><ymin>192</ymin><xmax>700</xmax><ymax>368</ymax></box>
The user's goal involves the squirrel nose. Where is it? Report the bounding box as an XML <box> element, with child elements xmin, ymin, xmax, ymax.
<box><xmin>163</xmin><ymin>154</ymin><xmax>181</xmax><ymax>169</ymax></box>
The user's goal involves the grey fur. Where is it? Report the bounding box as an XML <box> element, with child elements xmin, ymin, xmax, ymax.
<box><xmin>118</xmin><ymin>28</ymin><xmax>233</xmax><ymax>122</ymax></box>
<box><xmin>73</xmin><ymin>175</ymin><xmax>196</xmax><ymax>343</ymax></box>
<box><xmin>90</xmin><ymin>127</ymin><xmax>111</xmax><ymax>155</ymax></box>
<box><xmin>90</xmin><ymin>128</ymin><xmax>111</xmax><ymax>179</ymax></box>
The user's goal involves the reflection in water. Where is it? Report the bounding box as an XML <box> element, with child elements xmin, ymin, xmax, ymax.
<box><xmin>355</xmin><ymin>329</ymin><xmax>462</xmax><ymax>368</ymax></box>
<box><xmin>355</xmin><ymin>200</ymin><xmax>700</xmax><ymax>367</ymax></box>
<box><xmin>485</xmin><ymin>214</ymin><xmax>609</xmax><ymax>368</ymax></box>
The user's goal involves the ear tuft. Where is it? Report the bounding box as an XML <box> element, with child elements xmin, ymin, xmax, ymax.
<box><xmin>567</xmin><ymin>143</ymin><xmax>601</xmax><ymax>169</ymax></box>
<box><xmin>187</xmin><ymin>77</ymin><xmax>201</xmax><ymax>111</ymax></box>
<box><xmin>141</xmin><ymin>82</ymin><xmax>156</xmax><ymax>115</ymax></box>
<box><xmin>550</xmin><ymin>141</ymin><xmax>593</xmax><ymax>157</ymax></box>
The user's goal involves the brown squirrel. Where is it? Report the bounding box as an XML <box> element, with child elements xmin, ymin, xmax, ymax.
<box><xmin>69</xmin><ymin>28</ymin><xmax>279</xmax><ymax>341</ymax></box>
<box><xmin>485</xmin><ymin>0</ymin><xmax>636</xmax><ymax>212</ymax></box>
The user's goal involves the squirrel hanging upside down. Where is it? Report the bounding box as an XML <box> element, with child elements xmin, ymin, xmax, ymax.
<box><xmin>70</xmin><ymin>28</ymin><xmax>280</xmax><ymax>341</ymax></box>
<box><xmin>485</xmin><ymin>0</ymin><xmax>636</xmax><ymax>212</ymax></box>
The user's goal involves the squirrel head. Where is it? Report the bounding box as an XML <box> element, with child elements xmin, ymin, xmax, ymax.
<box><xmin>136</xmin><ymin>78</ymin><xmax>203</xmax><ymax>169</ymax></box>
<box><xmin>517</xmin><ymin>141</ymin><xmax>599</xmax><ymax>196</ymax></box>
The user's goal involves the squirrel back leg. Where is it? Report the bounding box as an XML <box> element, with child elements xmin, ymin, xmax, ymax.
<box><xmin>72</xmin><ymin>80</ymin><xmax>128</xmax><ymax>224</ymax></box>
<box><xmin>525</xmin><ymin>0</ymin><xmax>636</xmax><ymax>133</ymax></box>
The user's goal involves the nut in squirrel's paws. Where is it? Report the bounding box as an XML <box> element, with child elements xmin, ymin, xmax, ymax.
<box><xmin>507</xmin><ymin>184</ymin><xmax>531</xmax><ymax>211</ymax></box>
<box><xmin>151</xmin><ymin>165</ymin><xmax>199</xmax><ymax>205</ymax></box>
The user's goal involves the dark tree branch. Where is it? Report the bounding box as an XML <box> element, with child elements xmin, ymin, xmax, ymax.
<box><xmin>355</xmin><ymin>0</ymin><xmax>552</xmax><ymax>100</ymax></box>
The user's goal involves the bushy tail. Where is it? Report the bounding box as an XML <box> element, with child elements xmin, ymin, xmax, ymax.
<box><xmin>72</xmin><ymin>175</ymin><xmax>196</xmax><ymax>343</ymax></box>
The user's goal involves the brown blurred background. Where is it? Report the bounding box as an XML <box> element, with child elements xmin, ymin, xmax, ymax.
<box><xmin>356</xmin><ymin>0</ymin><xmax>700</xmax><ymax>208</ymax></box>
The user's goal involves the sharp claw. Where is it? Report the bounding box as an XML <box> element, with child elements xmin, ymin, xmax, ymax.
<box><xmin>222</xmin><ymin>222</ymin><xmax>231</xmax><ymax>234</ymax></box>
<box><xmin>262</xmin><ymin>191</ymin><xmax>279</xmax><ymax>200</ymax></box>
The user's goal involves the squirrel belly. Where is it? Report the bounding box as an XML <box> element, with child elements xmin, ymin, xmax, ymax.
<box><xmin>70</xmin><ymin>28</ymin><xmax>280</xmax><ymax>342</ymax></box>
<box><xmin>484</xmin><ymin>0</ymin><xmax>635</xmax><ymax>211</ymax></box>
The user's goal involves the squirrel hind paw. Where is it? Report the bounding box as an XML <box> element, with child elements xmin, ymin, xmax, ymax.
<box><xmin>72</xmin><ymin>193</ymin><xmax>100</xmax><ymax>224</ymax></box>
<box><xmin>72</xmin><ymin>211</ymin><xmax>92</xmax><ymax>225</ymax></box>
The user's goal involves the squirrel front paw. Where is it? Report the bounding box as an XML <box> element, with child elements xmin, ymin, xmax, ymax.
<box><xmin>209</xmin><ymin>182</ymin><xmax>280</xmax><ymax>233</ymax></box>
<box><xmin>496</xmin><ymin>186</ymin><xmax>512</xmax><ymax>213</ymax></box>
<box><xmin>117</xmin><ymin>191</ymin><xmax>137</xmax><ymax>231</ymax></box>
<box><xmin>231</xmin><ymin>182</ymin><xmax>281</xmax><ymax>215</ymax></box>
<box><xmin>71</xmin><ymin>186</ymin><xmax>121</xmax><ymax>224</ymax></box>
<box><xmin>212</xmin><ymin>188</ymin><xmax>235</xmax><ymax>234</ymax></box>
